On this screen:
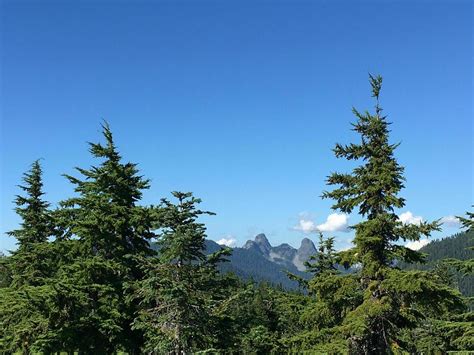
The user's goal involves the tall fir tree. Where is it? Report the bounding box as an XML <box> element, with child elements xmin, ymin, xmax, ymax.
<box><xmin>53</xmin><ymin>122</ymin><xmax>156</xmax><ymax>353</ymax></box>
<box><xmin>322</xmin><ymin>75</ymin><xmax>464</xmax><ymax>353</ymax></box>
<box><xmin>131</xmin><ymin>191</ymin><xmax>232</xmax><ymax>354</ymax></box>
<box><xmin>6</xmin><ymin>160</ymin><xmax>54</xmax><ymax>286</ymax></box>
<box><xmin>60</xmin><ymin>122</ymin><xmax>155</xmax><ymax>264</ymax></box>
<box><xmin>0</xmin><ymin>160</ymin><xmax>57</xmax><ymax>353</ymax></box>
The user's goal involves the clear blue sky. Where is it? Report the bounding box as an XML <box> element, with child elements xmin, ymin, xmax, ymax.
<box><xmin>1</xmin><ymin>0</ymin><xmax>472</xmax><ymax>253</ymax></box>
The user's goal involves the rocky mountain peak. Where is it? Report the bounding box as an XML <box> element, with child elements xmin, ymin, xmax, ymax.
<box><xmin>298</xmin><ymin>238</ymin><xmax>316</xmax><ymax>256</ymax></box>
<box><xmin>255</xmin><ymin>233</ymin><xmax>271</xmax><ymax>248</ymax></box>
<box><xmin>242</xmin><ymin>234</ymin><xmax>316</xmax><ymax>272</ymax></box>
<box><xmin>243</xmin><ymin>233</ymin><xmax>271</xmax><ymax>255</ymax></box>
<box><xmin>293</xmin><ymin>237</ymin><xmax>317</xmax><ymax>271</ymax></box>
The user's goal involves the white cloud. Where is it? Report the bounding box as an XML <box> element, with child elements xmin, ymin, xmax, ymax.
<box><xmin>405</xmin><ymin>238</ymin><xmax>430</xmax><ymax>250</ymax></box>
<box><xmin>399</xmin><ymin>211</ymin><xmax>423</xmax><ymax>226</ymax></box>
<box><xmin>216</xmin><ymin>237</ymin><xmax>237</xmax><ymax>247</ymax></box>
<box><xmin>293</xmin><ymin>219</ymin><xmax>318</xmax><ymax>233</ymax></box>
<box><xmin>293</xmin><ymin>213</ymin><xmax>349</xmax><ymax>233</ymax></box>
<box><xmin>440</xmin><ymin>215</ymin><xmax>461</xmax><ymax>228</ymax></box>
<box><xmin>316</xmin><ymin>213</ymin><xmax>349</xmax><ymax>232</ymax></box>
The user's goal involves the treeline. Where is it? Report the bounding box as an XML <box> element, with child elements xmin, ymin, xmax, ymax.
<box><xmin>1</xmin><ymin>75</ymin><xmax>473</xmax><ymax>354</ymax></box>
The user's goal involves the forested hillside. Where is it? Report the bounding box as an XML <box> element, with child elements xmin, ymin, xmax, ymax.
<box><xmin>157</xmin><ymin>238</ymin><xmax>310</xmax><ymax>290</ymax></box>
<box><xmin>401</xmin><ymin>230</ymin><xmax>474</xmax><ymax>296</ymax></box>
<box><xmin>1</xmin><ymin>76</ymin><xmax>472</xmax><ymax>353</ymax></box>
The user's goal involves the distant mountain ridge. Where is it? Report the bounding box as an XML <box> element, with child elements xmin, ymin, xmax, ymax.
<box><xmin>205</xmin><ymin>233</ymin><xmax>316</xmax><ymax>289</ymax></box>
<box><xmin>213</xmin><ymin>231</ymin><xmax>474</xmax><ymax>294</ymax></box>
<box><xmin>242</xmin><ymin>233</ymin><xmax>317</xmax><ymax>272</ymax></box>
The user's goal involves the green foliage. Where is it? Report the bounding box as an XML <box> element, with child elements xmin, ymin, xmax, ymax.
<box><xmin>400</xmin><ymin>230</ymin><xmax>474</xmax><ymax>296</ymax></box>
<box><xmin>0</xmin><ymin>285</ymin><xmax>55</xmax><ymax>353</ymax></box>
<box><xmin>1</xmin><ymin>86</ymin><xmax>471</xmax><ymax>353</ymax></box>
<box><xmin>7</xmin><ymin>160</ymin><xmax>52</xmax><ymax>247</ymax></box>
<box><xmin>131</xmin><ymin>192</ymin><xmax>232</xmax><ymax>354</ymax></box>
<box><xmin>52</xmin><ymin>122</ymin><xmax>157</xmax><ymax>353</ymax></box>
<box><xmin>241</xmin><ymin>325</ymin><xmax>280</xmax><ymax>354</ymax></box>
<box><xmin>320</xmin><ymin>75</ymin><xmax>463</xmax><ymax>353</ymax></box>
<box><xmin>58</xmin><ymin>122</ymin><xmax>155</xmax><ymax>266</ymax></box>
<box><xmin>6</xmin><ymin>160</ymin><xmax>55</xmax><ymax>287</ymax></box>
<box><xmin>0</xmin><ymin>160</ymin><xmax>59</xmax><ymax>353</ymax></box>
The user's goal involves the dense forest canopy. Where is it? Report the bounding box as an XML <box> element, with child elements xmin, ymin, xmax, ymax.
<box><xmin>1</xmin><ymin>76</ymin><xmax>472</xmax><ymax>354</ymax></box>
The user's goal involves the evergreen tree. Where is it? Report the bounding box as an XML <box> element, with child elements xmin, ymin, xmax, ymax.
<box><xmin>458</xmin><ymin>208</ymin><xmax>474</xmax><ymax>232</ymax></box>
<box><xmin>60</xmin><ymin>122</ymin><xmax>155</xmax><ymax>264</ymax></box>
<box><xmin>0</xmin><ymin>252</ymin><xmax>10</xmax><ymax>288</ymax></box>
<box><xmin>0</xmin><ymin>160</ymin><xmax>57</xmax><ymax>353</ymax></box>
<box><xmin>437</xmin><ymin>209</ymin><xmax>474</xmax><ymax>350</ymax></box>
<box><xmin>53</xmin><ymin>122</ymin><xmax>156</xmax><ymax>352</ymax></box>
<box><xmin>131</xmin><ymin>191</ymin><xmax>231</xmax><ymax>354</ymax></box>
<box><xmin>447</xmin><ymin>209</ymin><xmax>474</xmax><ymax>275</ymax></box>
<box><xmin>322</xmin><ymin>75</ymin><xmax>464</xmax><ymax>353</ymax></box>
<box><xmin>285</xmin><ymin>234</ymin><xmax>362</xmax><ymax>352</ymax></box>
<box><xmin>305</xmin><ymin>234</ymin><xmax>338</xmax><ymax>278</ymax></box>
<box><xmin>6</xmin><ymin>160</ymin><xmax>54</xmax><ymax>286</ymax></box>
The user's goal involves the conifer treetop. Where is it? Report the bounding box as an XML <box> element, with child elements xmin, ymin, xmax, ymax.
<box><xmin>7</xmin><ymin>160</ymin><xmax>51</xmax><ymax>247</ymax></box>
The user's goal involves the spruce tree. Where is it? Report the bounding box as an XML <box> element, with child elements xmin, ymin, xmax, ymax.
<box><xmin>131</xmin><ymin>191</ymin><xmax>231</xmax><ymax>354</ymax></box>
<box><xmin>322</xmin><ymin>75</ymin><xmax>464</xmax><ymax>353</ymax></box>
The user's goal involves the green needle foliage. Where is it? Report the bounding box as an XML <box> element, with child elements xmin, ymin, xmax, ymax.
<box><xmin>131</xmin><ymin>192</ymin><xmax>232</xmax><ymax>354</ymax></box>
<box><xmin>322</xmin><ymin>74</ymin><xmax>464</xmax><ymax>353</ymax></box>
<box><xmin>446</xmin><ymin>209</ymin><xmax>474</xmax><ymax>275</ymax></box>
<box><xmin>52</xmin><ymin>122</ymin><xmax>157</xmax><ymax>353</ymax></box>
<box><xmin>6</xmin><ymin>160</ymin><xmax>54</xmax><ymax>287</ymax></box>
<box><xmin>0</xmin><ymin>82</ymin><xmax>470</xmax><ymax>353</ymax></box>
<box><xmin>437</xmin><ymin>209</ymin><xmax>474</xmax><ymax>350</ymax></box>
<box><xmin>59</xmin><ymin>122</ymin><xmax>155</xmax><ymax>264</ymax></box>
<box><xmin>0</xmin><ymin>160</ymin><xmax>57</xmax><ymax>353</ymax></box>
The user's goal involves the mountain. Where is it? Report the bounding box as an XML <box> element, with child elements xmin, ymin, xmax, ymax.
<box><xmin>152</xmin><ymin>234</ymin><xmax>315</xmax><ymax>290</ymax></box>
<box><xmin>214</xmin><ymin>231</ymin><xmax>474</xmax><ymax>294</ymax></box>
<box><xmin>207</xmin><ymin>233</ymin><xmax>316</xmax><ymax>289</ymax></box>
<box><xmin>242</xmin><ymin>233</ymin><xmax>316</xmax><ymax>272</ymax></box>
<box><xmin>400</xmin><ymin>230</ymin><xmax>474</xmax><ymax>296</ymax></box>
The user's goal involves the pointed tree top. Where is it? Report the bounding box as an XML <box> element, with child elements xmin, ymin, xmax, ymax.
<box><xmin>369</xmin><ymin>73</ymin><xmax>383</xmax><ymax>100</ymax></box>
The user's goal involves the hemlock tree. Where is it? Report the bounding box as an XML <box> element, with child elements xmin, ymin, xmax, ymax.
<box><xmin>60</xmin><ymin>122</ymin><xmax>155</xmax><ymax>265</ymax></box>
<box><xmin>54</xmin><ymin>122</ymin><xmax>156</xmax><ymax>352</ymax></box>
<box><xmin>458</xmin><ymin>209</ymin><xmax>474</xmax><ymax>231</ymax></box>
<box><xmin>322</xmin><ymin>75</ymin><xmax>464</xmax><ymax>353</ymax></box>
<box><xmin>286</xmin><ymin>234</ymin><xmax>362</xmax><ymax>353</ymax></box>
<box><xmin>439</xmin><ymin>209</ymin><xmax>474</xmax><ymax>350</ymax></box>
<box><xmin>305</xmin><ymin>234</ymin><xmax>338</xmax><ymax>279</ymax></box>
<box><xmin>446</xmin><ymin>209</ymin><xmax>474</xmax><ymax>274</ymax></box>
<box><xmin>131</xmin><ymin>192</ymin><xmax>231</xmax><ymax>354</ymax></box>
<box><xmin>0</xmin><ymin>160</ymin><xmax>56</xmax><ymax>353</ymax></box>
<box><xmin>6</xmin><ymin>160</ymin><xmax>54</xmax><ymax>286</ymax></box>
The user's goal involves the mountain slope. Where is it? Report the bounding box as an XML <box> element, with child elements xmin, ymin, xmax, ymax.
<box><xmin>207</xmin><ymin>234</ymin><xmax>315</xmax><ymax>289</ymax></box>
<box><xmin>401</xmin><ymin>230</ymin><xmax>474</xmax><ymax>296</ymax></box>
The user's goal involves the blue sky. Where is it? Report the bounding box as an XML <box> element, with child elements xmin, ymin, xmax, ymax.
<box><xmin>1</xmin><ymin>0</ymin><xmax>472</xmax><ymax>253</ymax></box>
